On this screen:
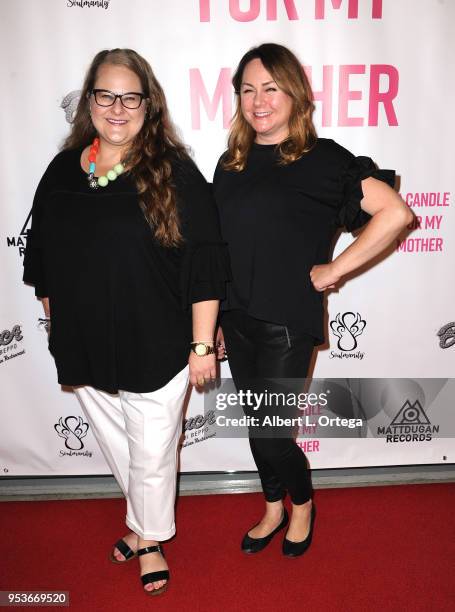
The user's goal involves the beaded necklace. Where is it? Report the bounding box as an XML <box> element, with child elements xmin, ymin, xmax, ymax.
<box><xmin>87</xmin><ymin>137</ymin><xmax>125</xmax><ymax>189</ymax></box>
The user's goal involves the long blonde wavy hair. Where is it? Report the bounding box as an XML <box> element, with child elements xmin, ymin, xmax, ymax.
<box><xmin>63</xmin><ymin>48</ymin><xmax>187</xmax><ymax>247</ymax></box>
<box><xmin>223</xmin><ymin>43</ymin><xmax>317</xmax><ymax>171</ymax></box>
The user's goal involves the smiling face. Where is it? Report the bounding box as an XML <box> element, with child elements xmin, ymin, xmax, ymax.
<box><xmin>89</xmin><ymin>63</ymin><xmax>147</xmax><ymax>152</ymax></box>
<box><xmin>240</xmin><ymin>58</ymin><xmax>293</xmax><ymax>145</ymax></box>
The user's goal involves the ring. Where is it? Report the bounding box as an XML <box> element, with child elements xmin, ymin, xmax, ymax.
<box><xmin>198</xmin><ymin>378</ymin><xmax>205</xmax><ymax>385</ymax></box>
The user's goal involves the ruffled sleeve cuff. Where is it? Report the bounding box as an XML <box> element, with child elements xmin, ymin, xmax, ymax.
<box><xmin>337</xmin><ymin>156</ymin><xmax>396</xmax><ymax>232</ymax></box>
<box><xmin>180</xmin><ymin>241</ymin><xmax>231</xmax><ymax>309</ymax></box>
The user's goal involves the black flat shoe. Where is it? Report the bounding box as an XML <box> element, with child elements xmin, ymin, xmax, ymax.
<box><xmin>282</xmin><ymin>504</ymin><xmax>316</xmax><ymax>558</ymax></box>
<box><xmin>109</xmin><ymin>538</ymin><xmax>137</xmax><ymax>564</ymax></box>
<box><xmin>138</xmin><ymin>544</ymin><xmax>169</xmax><ymax>596</ymax></box>
<box><xmin>241</xmin><ymin>508</ymin><xmax>289</xmax><ymax>554</ymax></box>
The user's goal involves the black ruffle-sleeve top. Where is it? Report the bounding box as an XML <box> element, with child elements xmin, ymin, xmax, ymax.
<box><xmin>23</xmin><ymin>147</ymin><xmax>230</xmax><ymax>393</ymax></box>
<box><xmin>213</xmin><ymin>138</ymin><xmax>395</xmax><ymax>344</ymax></box>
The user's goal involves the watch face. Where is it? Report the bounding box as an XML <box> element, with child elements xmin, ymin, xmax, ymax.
<box><xmin>195</xmin><ymin>343</ymin><xmax>207</xmax><ymax>356</ymax></box>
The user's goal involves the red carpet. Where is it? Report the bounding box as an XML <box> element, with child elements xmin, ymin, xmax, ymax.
<box><xmin>1</xmin><ymin>483</ymin><xmax>454</xmax><ymax>611</ymax></box>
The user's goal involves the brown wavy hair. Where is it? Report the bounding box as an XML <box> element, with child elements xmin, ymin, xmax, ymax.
<box><xmin>223</xmin><ymin>43</ymin><xmax>317</xmax><ymax>171</ymax></box>
<box><xmin>63</xmin><ymin>48</ymin><xmax>187</xmax><ymax>247</ymax></box>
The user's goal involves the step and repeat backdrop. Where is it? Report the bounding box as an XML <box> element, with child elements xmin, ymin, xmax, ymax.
<box><xmin>1</xmin><ymin>0</ymin><xmax>454</xmax><ymax>476</ymax></box>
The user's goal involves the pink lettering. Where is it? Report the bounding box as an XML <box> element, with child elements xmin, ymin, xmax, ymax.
<box><xmin>397</xmin><ymin>237</ymin><xmax>444</xmax><ymax>252</ymax></box>
<box><xmin>189</xmin><ymin>68</ymin><xmax>232</xmax><ymax>129</ymax></box>
<box><xmin>338</xmin><ymin>65</ymin><xmax>365</xmax><ymax>126</ymax></box>
<box><xmin>408</xmin><ymin>215</ymin><xmax>443</xmax><ymax>230</ymax></box>
<box><xmin>297</xmin><ymin>439</ymin><xmax>320</xmax><ymax>452</ymax></box>
<box><xmin>408</xmin><ymin>216</ymin><xmax>421</xmax><ymax>230</ymax></box>
<box><xmin>190</xmin><ymin>64</ymin><xmax>399</xmax><ymax>129</ymax></box>
<box><xmin>368</xmin><ymin>65</ymin><xmax>399</xmax><ymax>126</ymax></box>
<box><xmin>229</xmin><ymin>0</ymin><xmax>260</xmax><ymax>21</ymax></box>
<box><xmin>266</xmin><ymin>0</ymin><xmax>298</xmax><ymax>20</ymax></box>
<box><xmin>424</xmin><ymin>215</ymin><xmax>443</xmax><ymax>230</ymax></box>
<box><xmin>305</xmin><ymin>65</ymin><xmax>334</xmax><ymax>127</ymax></box>
<box><xmin>315</xmin><ymin>0</ymin><xmax>382</xmax><ymax>19</ymax></box>
<box><xmin>405</xmin><ymin>193</ymin><xmax>450</xmax><ymax>208</ymax></box>
<box><xmin>200</xmin><ymin>0</ymin><xmax>383</xmax><ymax>21</ymax></box>
<box><xmin>199</xmin><ymin>0</ymin><xmax>210</xmax><ymax>21</ymax></box>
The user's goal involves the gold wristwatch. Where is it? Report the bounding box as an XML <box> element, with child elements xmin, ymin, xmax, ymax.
<box><xmin>190</xmin><ymin>342</ymin><xmax>216</xmax><ymax>356</ymax></box>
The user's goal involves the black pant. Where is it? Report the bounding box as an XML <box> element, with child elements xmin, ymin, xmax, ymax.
<box><xmin>222</xmin><ymin>310</ymin><xmax>314</xmax><ymax>505</ymax></box>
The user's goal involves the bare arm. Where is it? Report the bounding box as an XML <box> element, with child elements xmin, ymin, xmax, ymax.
<box><xmin>41</xmin><ymin>297</ymin><xmax>50</xmax><ymax>318</ymax></box>
<box><xmin>189</xmin><ymin>299</ymin><xmax>219</xmax><ymax>387</ymax></box>
<box><xmin>310</xmin><ymin>177</ymin><xmax>413</xmax><ymax>291</ymax></box>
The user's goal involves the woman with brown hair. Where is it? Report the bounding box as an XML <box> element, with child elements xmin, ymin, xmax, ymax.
<box><xmin>23</xmin><ymin>48</ymin><xmax>229</xmax><ymax>595</ymax></box>
<box><xmin>214</xmin><ymin>43</ymin><xmax>412</xmax><ymax>557</ymax></box>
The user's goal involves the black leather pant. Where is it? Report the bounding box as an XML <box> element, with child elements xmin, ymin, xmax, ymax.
<box><xmin>222</xmin><ymin>310</ymin><xmax>314</xmax><ymax>505</ymax></box>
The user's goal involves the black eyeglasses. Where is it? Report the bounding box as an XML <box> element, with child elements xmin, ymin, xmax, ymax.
<box><xmin>91</xmin><ymin>89</ymin><xmax>146</xmax><ymax>109</ymax></box>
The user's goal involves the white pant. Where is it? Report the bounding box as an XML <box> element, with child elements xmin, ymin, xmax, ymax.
<box><xmin>74</xmin><ymin>366</ymin><xmax>189</xmax><ymax>540</ymax></box>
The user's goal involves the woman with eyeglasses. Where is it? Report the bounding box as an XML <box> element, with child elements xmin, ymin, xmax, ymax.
<box><xmin>23</xmin><ymin>48</ymin><xmax>229</xmax><ymax>596</ymax></box>
<box><xmin>213</xmin><ymin>43</ymin><xmax>412</xmax><ymax>558</ymax></box>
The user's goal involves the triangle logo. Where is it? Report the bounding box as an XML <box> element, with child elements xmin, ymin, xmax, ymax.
<box><xmin>390</xmin><ymin>400</ymin><xmax>431</xmax><ymax>426</ymax></box>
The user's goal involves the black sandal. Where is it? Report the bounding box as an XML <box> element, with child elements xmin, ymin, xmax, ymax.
<box><xmin>109</xmin><ymin>538</ymin><xmax>137</xmax><ymax>564</ymax></box>
<box><xmin>138</xmin><ymin>544</ymin><xmax>169</xmax><ymax>596</ymax></box>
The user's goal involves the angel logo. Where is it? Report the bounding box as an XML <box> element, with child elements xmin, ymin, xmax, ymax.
<box><xmin>54</xmin><ymin>416</ymin><xmax>89</xmax><ymax>450</ymax></box>
<box><xmin>437</xmin><ymin>322</ymin><xmax>455</xmax><ymax>349</ymax></box>
<box><xmin>330</xmin><ymin>312</ymin><xmax>366</xmax><ymax>351</ymax></box>
<box><xmin>329</xmin><ymin>312</ymin><xmax>366</xmax><ymax>360</ymax></box>
<box><xmin>60</xmin><ymin>90</ymin><xmax>81</xmax><ymax>123</ymax></box>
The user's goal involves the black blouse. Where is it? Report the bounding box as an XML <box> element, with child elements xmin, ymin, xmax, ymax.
<box><xmin>23</xmin><ymin>147</ymin><xmax>230</xmax><ymax>393</ymax></box>
<box><xmin>213</xmin><ymin>138</ymin><xmax>395</xmax><ymax>344</ymax></box>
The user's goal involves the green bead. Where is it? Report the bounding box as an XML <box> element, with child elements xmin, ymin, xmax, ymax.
<box><xmin>98</xmin><ymin>175</ymin><xmax>109</xmax><ymax>187</ymax></box>
<box><xmin>114</xmin><ymin>163</ymin><xmax>124</xmax><ymax>175</ymax></box>
<box><xmin>107</xmin><ymin>169</ymin><xmax>117</xmax><ymax>181</ymax></box>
